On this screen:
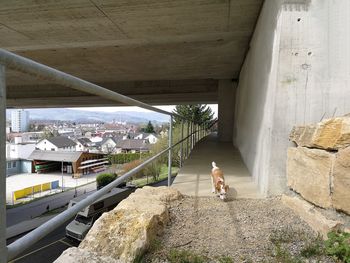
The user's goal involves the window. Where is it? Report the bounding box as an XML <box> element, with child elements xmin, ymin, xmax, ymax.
<box><xmin>7</xmin><ymin>162</ymin><xmax>11</xmax><ymax>169</ymax></box>
<box><xmin>51</xmin><ymin>148</ymin><xmax>55</xmax><ymax>151</ymax></box>
<box><xmin>12</xmin><ymin>162</ymin><xmax>16</xmax><ymax>168</ymax></box>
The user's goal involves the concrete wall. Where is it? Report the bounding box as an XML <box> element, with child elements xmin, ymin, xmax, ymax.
<box><xmin>234</xmin><ymin>0</ymin><xmax>350</xmax><ymax>195</ymax></box>
<box><xmin>218</xmin><ymin>80</ymin><xmax>236</xmax><ymax>142</ymax></box>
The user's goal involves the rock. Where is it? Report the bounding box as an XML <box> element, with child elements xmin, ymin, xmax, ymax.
<box><xmin>54</xmin><ymin>247</ymin><xmax>119</xmax><ymax>263</ymax></box>
<box><xmin>332</xmin><ymin>147</ymin><xmax>350</xmax><ymax>215</ymax></box>
<box><xmin>55</xmin><ymin>187</ymin><xmax>182</xmax><ymax>263</ymax></box>
<box><xmin>79</xmin><ymin>187</ymin><xmax>181</xmax><ymax>262</ymax></box>
<box><xmin>287</xmin><ymin>147</ymin><xmax>333</xmax><ymax>208</ymax></box>
<box><xmin>290</xmin><ymin>116</ymin><xmax>350</xmax><ymax>150</ymax></box>
<box><xmin>281</xmin><ymin>195</ymin><xmax>343</xmax><ymax>239</ymax></box>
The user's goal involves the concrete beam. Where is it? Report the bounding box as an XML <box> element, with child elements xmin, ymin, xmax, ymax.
<box><xmin>6</xmin><ymin>79</ymin><xmax>218</xmax><ymax>108</ymax></box>
<box><xmin>218</xmin><ymin>79</ymin><xmax>236</xmax><ymax>142</ymax></box>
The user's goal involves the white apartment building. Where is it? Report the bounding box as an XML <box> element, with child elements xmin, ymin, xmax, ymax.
<box><xmin>11</xmin><ymin>109</ymin><xmax>29</xmax><ymax>132</ymax></box>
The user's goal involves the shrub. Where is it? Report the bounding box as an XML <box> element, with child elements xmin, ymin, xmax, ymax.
<box><xmin>143</xmin><ymin>162</ymin><xmax>162</xmax><ymax>182</ymax></box>
<box><xmin>325</xmin><ymin>231</ymin><xmax>350</xmax><ymax>262</ymax></box>
<box><xmin>122</xmin><ymin>159</ymin><xmax>144</xmax><ymax>179</ymax></box>
<box><xmin>96</xmin><ymin>173</ymin><xmax>117</xmax><ymax>189</ymax></box>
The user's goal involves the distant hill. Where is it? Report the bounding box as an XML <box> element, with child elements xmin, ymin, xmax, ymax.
<box><xmin>6</xmin><ymin>108</ymin><xmax>169</xmax><ymax>124</ymax></box>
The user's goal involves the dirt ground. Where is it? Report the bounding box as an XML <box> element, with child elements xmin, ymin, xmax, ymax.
<box><xmin>143</xmin><ymin>196</ymin><xmax>336</xmax><ymax>263</ymax></box>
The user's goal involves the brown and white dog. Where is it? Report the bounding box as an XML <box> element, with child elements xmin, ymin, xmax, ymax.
<box><xmin>211</xmin><ymin>162</ymin><xmax>229</xmax><ymax>200</ymax></box>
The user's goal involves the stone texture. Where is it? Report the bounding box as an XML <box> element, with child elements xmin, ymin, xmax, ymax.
<box><xmin>290</xmin><ymin>116</ymin><xmax>350</xmax><ymax>150</ymax></box>
<box><xmin>287</xmin><ymin>147</ymin><xmax>333</xmax><ymax>208</ymax></box>
<box><xmin>282</xmin><ymin>195</ymin><xmax>343</xmax><ymax>239</ymax></box>
<box><xmin>333</xmin><ymin>147</ymin><xmax>350</xmax><ymax>215</ymax></box>
<box><xmin>55</xmin><ymin>186</ymin><xmax>182</xmax><ymax>263</ymax></box>
<box><xmin>55</xmin><ymin>247</ymin><xmax>119</xmax><ymax>263</ymax></box>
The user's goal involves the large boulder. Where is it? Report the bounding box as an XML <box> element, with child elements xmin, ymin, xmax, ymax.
<box><xmin>287</xmin><ymin>147</ymin><xmax>333</xmax><ymax>208</ymax></box>
<box><xmin>55</xmin><ymin>186</ymin><xmax>182</xmax><ymax>263</ymax></box>
<box><xmin>290</xmin><ymin>116</ymin><xmax>350</xmax><ymax>150</ymax></box>
<box><xmin>332</xmin><ymin>147</ymin><xmax>350</xmax><ymax>215</ymax></box>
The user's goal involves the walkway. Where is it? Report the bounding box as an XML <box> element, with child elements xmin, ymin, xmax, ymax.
<box><xmin>172</xmin><ymin>133</ymin><xmax>263</xmax><ymax>199</ymax></box>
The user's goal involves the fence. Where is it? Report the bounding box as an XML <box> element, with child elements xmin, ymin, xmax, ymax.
<box><xmin>0</xmin><ymin>48</ymin><xmax>212</xmax><ymax>262</ymax></box>
<box><xmin>12</xmin><ymin>180</ymin><xmax>60</xmax><ymax>202</ymax></box>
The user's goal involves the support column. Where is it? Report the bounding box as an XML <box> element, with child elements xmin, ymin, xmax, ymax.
<box><xmin>218</xmin><ymin>79</ymin><xmax>236</xmax><ymax>142</ymax></box>
<box><xmin>0</xmin><ymin>65</ymin><xmax>6</xmax><ymax>263</ymax></box>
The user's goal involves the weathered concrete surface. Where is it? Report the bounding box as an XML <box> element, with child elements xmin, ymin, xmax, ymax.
<box><xmin>173</xmin><ymin>133</ymin><xmax>263</xmax><ymax>199</ymax></box>
<box><xmin>287</xmin><ymin>147</ymin><xmax>333</xmax><ymax>208</ymax></box>
<box><xmin>290</xmin><ymin>117</ymin><xmax>350</xmax><ymax>150</ymax></box>
<box><xmin>55</xmin><ymin>186</ymin><xmax>181</xmax><ymax>263</ymax></box>
<box><xmin>2</xmin><ymin>0</ymin><xmax>263</xmax><ymax>107</ymax></box>
<box><xmin>333</xmin><ymin>147</ymin><xmax>350</xmax><ymax>215</ymax></box>
<box><xmin>234</xmin><ymin>0</ymin><xmax>350</xmax><ymax>195</ymax></box>
<box><xmin>282</xmin><ymin>195</ymin><xmax>343</xmax><ymax>239</ymax></box>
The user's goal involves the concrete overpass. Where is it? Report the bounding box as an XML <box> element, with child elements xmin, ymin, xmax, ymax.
<box><xmin>3</xmin><ymin>0</ymin><xmax>350</xmax><ymax>197</ymax></box>
<box><xmin>2</xmin><ymin>0</ymin><xmax>262</xmax><ymax>108</ymax></box>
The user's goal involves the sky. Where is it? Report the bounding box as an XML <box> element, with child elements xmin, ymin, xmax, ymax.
<box><xmin>69</xmin><ymin>104</ymin><xmax>218</xmax><ymax>118</ymax></box>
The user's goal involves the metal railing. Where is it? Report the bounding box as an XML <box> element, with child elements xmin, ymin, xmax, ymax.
<box><xmin>0</xmin><ymin>48</ymin><xmax>210</xmax><ymax>262</ymax></box>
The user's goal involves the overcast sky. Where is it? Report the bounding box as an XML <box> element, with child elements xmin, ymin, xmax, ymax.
<box><xmin>69</xmin><ymin>104</ymin><xmax>218</xmax><ymax>118</ymax></box>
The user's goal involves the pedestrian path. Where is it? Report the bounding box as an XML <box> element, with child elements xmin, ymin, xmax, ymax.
<box><xmin>172</xmin><ymin>133</ymin><xmax>263</xmax><ymax>199</ymax></box>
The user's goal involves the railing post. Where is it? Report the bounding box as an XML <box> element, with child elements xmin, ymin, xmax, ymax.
<box><xmin>0</xmin><ymin>64</ymin><xmax>7</xmax><ymax>263</ymax></box>
<box><xmin>186</xmin><ymin>121</ymin><xmax>190</xmax><ymax>158</ymax></box>
<box><xmin>180</xmin><ymin>120</ymin><xmax>184</xmax><ymax>168</ymax></box>
<box><xmin>190</xmin><ymin>122</ymin><xmax>193</xmax><ymax>150</ymax></box>
<box><xmin>168</xmin><ymin>116</ymin><xmax>173</xmax><ymax>187</ymax></box>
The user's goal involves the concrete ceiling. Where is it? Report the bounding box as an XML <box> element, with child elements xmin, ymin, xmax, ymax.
<box><xmin>1</xmin><ymin>0</ymin><xmax>263</xmax><ymax>108</ymax></box>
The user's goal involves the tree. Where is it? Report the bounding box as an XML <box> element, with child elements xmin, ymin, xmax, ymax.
<box><xmin>143</xmin><ymin>121</ymin><xmax>155</xmax><ymax>133</ymax></box>
<box><xmin>173</xmin><ymin>104</ymin><xmax>216</xmax><ymax>127</ymax></box>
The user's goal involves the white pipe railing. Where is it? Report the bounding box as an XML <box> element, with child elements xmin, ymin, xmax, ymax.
<box><xmin>0</xmin><ymin>48</ymin><xmax>211</xmax><ymax>262</ymax></box>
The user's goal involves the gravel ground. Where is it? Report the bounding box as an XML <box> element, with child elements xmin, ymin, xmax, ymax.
<box><xmin>144</xmin><ymin>196</ymin><xmax>337</xmax><ymax>263</ymax></box>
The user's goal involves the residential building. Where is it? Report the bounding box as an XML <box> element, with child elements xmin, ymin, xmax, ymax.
<box><xmin>36</xmin><ymin>136</ymin><xmax>76</xmax><ymax>151</ymax></box>
<box><xmin>115</xmin><ymin>139</ymin><xmax>150</xmax><ymax>153</ymax></box>
<box><xmin>75</xmin><ymin>138</ymin><xmax>92</xmax><ymax>152</ymax></box>
<box><xmin>11</xmin><ymin>109</ymin><xmax>29</xmax><ymax>132</ymax></box>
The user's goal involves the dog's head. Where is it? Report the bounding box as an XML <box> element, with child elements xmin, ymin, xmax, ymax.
<box><xmin>216</xmin><ymin>180</ymin><xmax>229</xmax><ymax>200</ymax></box>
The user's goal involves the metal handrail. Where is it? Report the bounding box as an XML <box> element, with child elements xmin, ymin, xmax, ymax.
<box><xmin>0</xmin><ymin>48</ymin><xmax>211</xmax><ymax>262</ymax></box>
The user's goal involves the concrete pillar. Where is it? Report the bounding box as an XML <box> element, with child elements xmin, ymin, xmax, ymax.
<box><xmin>0</xmin><ymin>65</ymin><xmax>6</xmax><ymax>263</ymax></box>
<box><xmin>218</xmin><ymin>79</ymin><xmax>236</xmax><ymax>142</ymax></box>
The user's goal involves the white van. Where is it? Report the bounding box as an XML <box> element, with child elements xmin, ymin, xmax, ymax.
<box><xmin>65</xmin><ymin>187</ymin><xmax>134</xmax><ymax>241</ymax></box>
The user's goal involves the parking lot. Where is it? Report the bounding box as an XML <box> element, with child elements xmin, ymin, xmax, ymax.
<box><xmin>6</xmin><ymin>172</ymin><xmax>98</xmax><ymax>204</ymax></box>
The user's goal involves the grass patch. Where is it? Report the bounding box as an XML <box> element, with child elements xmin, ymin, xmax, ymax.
<box><xmin>167</xmin><ymin>249</ymin><xmax>208</xmax><ymax>263</ymax></box>
<box><xmin>217</xmin><ymin>256</ymin><xmax>234</xmax><ymax>263</ymax></box>
<box><xmin>325</xmin><ymin>231</ymin><xmax>350</xmax><ymax>262</ymax></box>
<box><xmin>131</xmin><ymin>165</ymin><xmax>178</xmax><ymax>187</ymax></box>
<box><xmin>300</xmin><ymin>235</ymin><xmax>325</xmax><ymax>258</ymax></box>
<box><xmin>273</xmin><ymin>244</ymin><xmax>303</xmax><ymax>263</ymax></box>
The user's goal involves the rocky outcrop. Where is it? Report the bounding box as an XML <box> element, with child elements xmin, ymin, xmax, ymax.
<box><xmin>288</xmin><ymin>115</ymin><xmax>350</xmax><ymax>216</ymax></box>
<box><xmin>290</xmin><ymin>116</ymin><xmax>350</xmax><ymax>150</ymax></box>
<box><xmin>333</xmin><ymin>147</ymin><xmax>350</xmax><ymax>215</ymax></box>
<box><xmin>287</xmin><ymin>147</ymin><xmax>333</xmax><ymax>208</ymax></box>
<box><xmin>55</xmin><ymin>186</ymin><xmax>182</xmax><ymax>263</ymax></box>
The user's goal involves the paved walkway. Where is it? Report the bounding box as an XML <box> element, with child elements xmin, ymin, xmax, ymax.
<box><xmin>172</xmin><ymin>133</ymin><xmax>263</xmax><ymax>199</ymax></box>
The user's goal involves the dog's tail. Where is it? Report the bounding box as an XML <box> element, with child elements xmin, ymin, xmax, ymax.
<box><xmin>212</xmin><ymin>161</ymin><xmax>217</xmax><ymax>168</ymax></box>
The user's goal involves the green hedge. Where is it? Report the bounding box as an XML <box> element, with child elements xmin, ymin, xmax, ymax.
<box><xmin>96</xmin><ymin>173</ymin><xmax>117</xmax><ymax>189</ymax></box>
<box><xmin>108</xmin><ymin>153</ymin><xmax>150</xmax><ymax>164</ymax></box>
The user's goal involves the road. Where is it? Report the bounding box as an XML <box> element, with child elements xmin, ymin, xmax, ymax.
<box><xmin>7</xmin><ymin>182</ymin><xmax>97</xmax><ymax>227</ymax></box>
<box><xmin>7</xmin><ymin>222</ymin><xmax>78</xmax><ymax>263</ymax></box>
<box><xmin>6</xmin><ymin>177</ymin><xmax>174</xmax><ymax>263</ymax></box>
